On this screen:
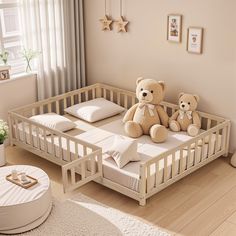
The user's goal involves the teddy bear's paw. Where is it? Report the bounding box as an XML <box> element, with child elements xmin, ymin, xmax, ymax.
<box><xmin>169</xmin><ymin>120</ymin><xmax>181</xmax><ymax>132</ymax></box>
<box><xmin>150</xmin><ymin>124</ymin><xmax>168</xmax><ymax>143</ymax></box>
<box><xmin>124</xmin><ymin>121</ymin><xmax>143</xmax><ymax>138</ymax></box>
<box><xmin>187</xmin><ymin>124</ymin><xmax>199</xmax><ymax>137</ymax></box>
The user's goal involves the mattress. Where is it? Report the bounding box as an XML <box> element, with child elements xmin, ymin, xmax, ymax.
<box><xmin>14</xmin><ymin>113</ymin><xmax>222</xmax><ymax>192</ymax></box>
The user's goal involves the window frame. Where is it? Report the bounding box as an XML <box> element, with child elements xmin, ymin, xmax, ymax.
<box><xmin>0</xmin><ymin>1</ymin><xmax>24</xmax><ymax>74</ymax></box>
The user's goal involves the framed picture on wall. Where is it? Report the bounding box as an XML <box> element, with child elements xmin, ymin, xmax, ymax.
<box><xmin>167</xmin><ymin>14</ymin><xmax>182</xmax><ymax>43</ymax></box>
<box><xmin>187</xmin><ymin>27</ymin><xmax>204</xmax><ymax>54</ymax></box>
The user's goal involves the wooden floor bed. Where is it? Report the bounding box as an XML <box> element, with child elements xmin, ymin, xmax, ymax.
<box><xmin>8</xmin><ymin>83</ymin><xmax>231</xmax><ymax>206</ymax></box>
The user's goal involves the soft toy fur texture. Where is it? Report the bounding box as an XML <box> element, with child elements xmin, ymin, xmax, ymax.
<box><xmin>169</xmin><ymin>93</ymin><xmax>201</xmax><ymax>137</ymax></box>
<box><xmin>123</xmin><ymin>77</ymin><xmax>169</xmax><ymax>143</ymax></box>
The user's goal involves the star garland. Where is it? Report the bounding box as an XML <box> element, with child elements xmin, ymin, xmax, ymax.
<box><xmin>116</xmin><ymin>0</ymin><xmax>129</xmax><ymax>32</ymax></box>
<box><xmin>99</xmin><ymin>0</ymin><xmax>113</xmax><ymax>31</ymax></box>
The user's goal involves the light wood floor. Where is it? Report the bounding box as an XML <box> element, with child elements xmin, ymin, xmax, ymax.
<box><xmin>5</xmin><ymin>146</ymin><xmax>236</xmax><ymax>236</ymax></box>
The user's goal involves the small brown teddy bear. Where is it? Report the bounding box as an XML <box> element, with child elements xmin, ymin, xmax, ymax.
<box><xmin>123</xmin><ymin>77</ymin><xmax>169</xmax><ymax>143</ymax></box>
<box><xmin>169</xmin><ymin>93</ymin><xmax>201</xmax><ymax>137</ymax></box>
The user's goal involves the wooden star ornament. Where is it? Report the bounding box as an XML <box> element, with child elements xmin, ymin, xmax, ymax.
<box><xmin>100</xmin><ymin>15</ymin><xmax>113</xmax><ymax>31</ymax></box>
<box><xmin>116</xmin><ymin>16</ymin><xmax>129</xmax><ymax>33</ymax></box>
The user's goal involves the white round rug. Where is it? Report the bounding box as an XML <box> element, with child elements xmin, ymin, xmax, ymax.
<box><xmin>20</xmin><ymin>193</ymin><xmax>171</xmax><ymax>236</ymax></box>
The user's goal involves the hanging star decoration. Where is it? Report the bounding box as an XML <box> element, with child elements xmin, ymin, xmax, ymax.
<box><xmin>116</xmin><ymin>16</ymin><xmax>129</xmax><ymax>33</ymax></box>
<box><xmin>100</xmin><ymin>15</ymin><xmax>113</xmax><ymax>31</ymax></box>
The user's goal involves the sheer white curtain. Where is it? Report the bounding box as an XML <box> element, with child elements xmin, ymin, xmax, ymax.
<box><xmin>19</xmin><ymin>0</ymin><xmax>86</xmax><ymax>100</ymax></box>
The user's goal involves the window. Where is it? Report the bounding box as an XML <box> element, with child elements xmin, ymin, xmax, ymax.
<box><xmin>0</xmin><ymin>0</ymin><xmax>24</xmax><ymax>74</ymax></box>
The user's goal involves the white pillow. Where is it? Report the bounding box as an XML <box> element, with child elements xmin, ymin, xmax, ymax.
<box><xmin>105</xmin><ymin>136</ymin><xmax>140</xmax><ymax>168</ymax></box>
<box><xmin>64</xmin><ymin>98</ymin><xmax>125</xmax><ymax>123</ymax></box>
<box><xmin>29</xmin><ymin>113</ymin><xmax>76</xmax><ymax>134</ymax></box>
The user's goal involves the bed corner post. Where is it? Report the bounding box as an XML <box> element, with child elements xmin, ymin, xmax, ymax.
<box><xmin>224</xmin><ymin>121</ymin><xmax>231</xmax><ymax>157</ymax></box>
<box><xmin>139</xmin><ymin>163</ymin><xmax>147</xmax><ymax>206</ymax></box>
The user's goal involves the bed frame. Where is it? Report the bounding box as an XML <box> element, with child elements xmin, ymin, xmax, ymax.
<box><xmin>8</xmin><ymin>83</ymin><xmax>231</xmax><ymax>206</ymax></box>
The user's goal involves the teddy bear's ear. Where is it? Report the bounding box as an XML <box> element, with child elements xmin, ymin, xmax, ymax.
<box><xmin>178</xmin><ymin>92</ymin><xmax>185</xmax><ymax>99</ymax></box>
<box><xmin>136</xmin><ymin>77</ymin><xmax>144</xmax><ymax>85</ymax></box>
<box><xmin>193</xmin><ymin>94</ymin><xmax>200</xmax><ymax>103</ymax></box>
<box><xmin>158</xmin><ymin>81</ymin><xmax>166</xmax><ymax>91</ymax></box>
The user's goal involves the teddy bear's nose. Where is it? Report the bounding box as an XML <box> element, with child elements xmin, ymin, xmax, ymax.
<box><xmin>181</xmin><ymin>104</ymin><xmax>185</xmax><ymax>108</ymax></box>
<box><xmin>142</xmin><ymin>92</ymin><xmax>147</xmax><ymax>97</ymax></box>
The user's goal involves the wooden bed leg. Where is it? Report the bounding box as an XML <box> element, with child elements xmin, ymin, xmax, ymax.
<box><xmin>230</xmin><ymin>152</ymin><xmax>236</xmax><ymax>168</ymax></box>
<box><xmin>139</xmin><ymin>198</ymin><xmax>146</xmax><ymax>206</ymax></box>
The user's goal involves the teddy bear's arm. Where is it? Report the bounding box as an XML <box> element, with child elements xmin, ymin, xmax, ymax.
<box><xmin>156</xmin><ymin>106</ymin><xmax>169</xmax><ymax>128</ymax></box>
<box><xmin>169</xmin><ymin>110</ymin><xmax>179</xmax><ymax>121</ymax></box>
<box><xmin>122</xmin><ymin>104</ymin><xmax>139</xmax><ymax>123</ymax></box>
<box><xmin>192</xmin><ymin>111</ymin><xmax>201</xmax><ymax>128</ymax></box>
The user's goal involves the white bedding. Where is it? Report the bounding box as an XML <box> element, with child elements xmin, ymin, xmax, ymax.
<box><xmin>14</xmin><ymin>113</ymin><xmax>222</xmax><ymax>192</ymax></box>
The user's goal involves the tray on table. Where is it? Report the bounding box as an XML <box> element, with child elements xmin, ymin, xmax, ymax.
<box><xmin>6</xmin><ymin>173</ymin><xmax>38</xmax><ymax>189</ymax></box>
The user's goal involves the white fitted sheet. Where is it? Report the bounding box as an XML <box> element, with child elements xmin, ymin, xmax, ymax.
<box><xmin>14</xmin><ymin>114</ymin><xmax>222</xmax><ymax>192</ymax></box>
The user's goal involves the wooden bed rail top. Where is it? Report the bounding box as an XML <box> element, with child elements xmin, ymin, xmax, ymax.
<box><xmin>8</xmin><ymin>111</ymin><xmax>100</xmax><ymax>151</ymax></box>
<box><xmin>9</xmin><ymin>83</ymin><xmax>226</xmax><ymax>123</ymax></box>
<box><xmin>140</xmin><ymin>120</ymin><xmax>230</xmax><ymax>167</ymax></box>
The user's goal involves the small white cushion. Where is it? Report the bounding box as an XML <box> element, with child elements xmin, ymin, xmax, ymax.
<box><xmin>105</xmin><ymin>136</ymin><xmax>140</xmax><ymax>168</ymax></box>
<box><xmin>64</xmin><ymin>98</ymin><xmax>125</xmax><ymax>123</ymax></box>
<box><xmin>29</xmin><ymin>113</ymin><xmax>76</xmax><ymax>133</ymax></box>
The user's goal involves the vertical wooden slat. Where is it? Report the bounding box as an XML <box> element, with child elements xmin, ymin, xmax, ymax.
<box><xmin>71</xmin><ymin>95</ymin><xmax>75</xmax><ymax>106</ymax></box>
<box><xmin>117</xmin><ymin>92</ymin><xmax>121</xmax><ymax>105</ymax></box>
<box><xmin>164</xmin><ymin>156</ymin><xmax>168</xmax><ymax>182</ymax></box>
<box><xmin>146</xmin><ymin>165</ymin><xmax>151</xmax><ymax>192</ymax></box>
<box><xmin>43</xmin><ymin>128</ymin><xmax>47</xmax><ymax>152</ymax></box>
<box><xmin>179</xmin><ymin>148</ymin><xmax>184</xmax><ymax>174</ymax></box>
<box><xmin>194</xmin><ymin>141</ymin><xmax>198</xmax><ymax>165</ymax></box>
<box><xmin>110</xmin><ymin>91</ymin><xmax>114</xmax><ymax>102</ymax></box>
<box><xmin>66</xmin><ymin>139</ymin><xmax>70</xmax><ymax>161</ymax></box>
<box><xmin>64</xmin><ymin>98</ymin><xmax>67</xmax><ymax>110</ymax></box>
<box><xmin>36</xmin><ymin>127</ymin><xmax>40</xmax><ymax>148</ymax></box>
<box><xmin>85</xmin><ymin>91</ymin><xmax>89</xmax><ymax>101</ymax></box>
<box><xmin>71</xmin><ymin>168</ymin><xmax>76</xmax><ymax>185</ymax></box>
<box><xmin>22</xmin><ymin>121</ymin><xmax>26</xmax><ymax>143</ymax></box>
<box><xmin>40</xmin><ymin>106</ymin><xmax>43</xmax><ymax>114</ymax></box>
<box><xmin>14</xmin><ymin>118</ymin><xmax>19</xmax><ymax>141</ymax></box>
<box><xmin>90</xmin><ymin>155</ymin><xmax>95</xmax><ymax>175</ymax></box>
<box><xmin>124</xmin><ymin>96</ymin><xmax>128</xmax><ymax>109</ymax></box>
<box><xmin>32</xmin><ymin>108</ymin><xmax>36</xmax><ymax>116</ymax></box>
<box><xmin>59</xmin><ymin>136</ymin><xmax>63</xmax><ymax>160</ymax></box>
<box><xmin>92</xmin><ymin>88</ymin><xmax>96</xmax><ymax>99</ymax></box>
<box><xmin>207</xmin><ymin>119</ymin><xmax>212</xmax><ymax>130</ymax></box>
<box><xmin>48</xmin><ymin>103</ymin><xmax>52</xmax><ymax>113</ymax></box>
<box><xmin>155</xmin><ymin>161</ymin><xmax>159</xmax><ymax>187</ymax></box>
<box><xmin>221</xmin><ymin>126</ymin><xmax>227</xmax><ymax>151</ymax></box>
<box><xmin>29</xmin><ymin>123</ymin><xmax>33</xmax><ymax>146</ymax></box>
<box><xmin>56</xmin><ymin>101</ymin><xmax>60</xmax><ymax>114</ymax></box>
<box><xmin>51</xmin><ymin>133</ymin><xmax>55</xmax><ymax>156</ymax></box>
<box><xmin>103</xmin><ymin>88</ymin><xmax>107</xmax><ymax>99</ymax></box>
<box><xmin>201</xmin><ymin>136</ymin><xmax>206</xmax><ymax>162</ymax></box>
<box><xmin>78</xmin><ymin>93</ymin><xmax>82</xmax><ymax>103</ymax></box>
<box><xmin>171</xmin><ymin>152</ymin><xmax>176</xmax><ymax>178</ymax></box>
<box><xmin>215</xmin><ymin>130</ymin><xmax>220</xmax><ymax>154</ymax></box>
<box><xmin>208</xmin><ymin>133</ymin><xmax>213</xmax><ymax>157</ymax></box>
<box><xmin>187</xmin><ymin>145</ymin><xmax>191</xmax><ymax>169</ymax></box>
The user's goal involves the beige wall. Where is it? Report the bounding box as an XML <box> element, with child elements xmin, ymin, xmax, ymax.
<box><xmin>0</xmin><ymin>73</ymin><xmax>37</xmax><ymax>123</ymax></box>
<box><xmin>84</xmin><ymin>0</ymin><xmax>236</xmax><ymax>152</ymax></box>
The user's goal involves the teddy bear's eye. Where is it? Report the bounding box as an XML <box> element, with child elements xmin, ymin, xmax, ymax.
<box><xmin>151</xmin><ymin>90</ymin><xmax>153</xmax><ymax>93</ymax></box>
<box><xmin>181</xmin><ymin>101</ymin><xmax>183</xmax><ymax>103</ymax></box>
<box><xmin>188</xmin><ymin>102</ymin><xmax>190</xmax><ymax>105</ymax></box>
<box><xmin>141</xmin><ymin>88</ymin><xmax>143</xmax><ymax>91</ymax></box>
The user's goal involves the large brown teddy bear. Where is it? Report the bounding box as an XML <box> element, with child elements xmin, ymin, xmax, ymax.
<box><xmin>169</xmin><ymin>93</ymin><xmax>201</xmax><ymax>137</ymax></box>
<box><xmin>123</xmin><ymin>77</ymin><xmax>169</xmax><ymax>143</ymax></box>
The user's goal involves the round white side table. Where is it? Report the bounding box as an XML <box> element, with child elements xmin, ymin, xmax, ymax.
<box><xmin>0</xmin><ymin>165</ymin><xmax>52</xmax><ymax>234</ymax></box>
